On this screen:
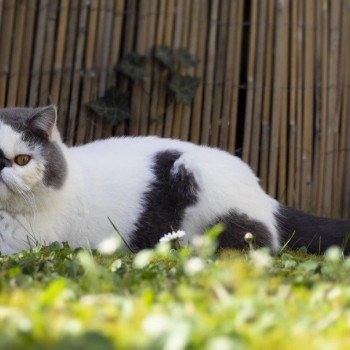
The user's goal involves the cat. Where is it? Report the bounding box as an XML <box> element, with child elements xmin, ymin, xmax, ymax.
<box><xmin>0</xmin><ymin>105</ymin><xmax>349</xmax><ymax>256</ymax></box>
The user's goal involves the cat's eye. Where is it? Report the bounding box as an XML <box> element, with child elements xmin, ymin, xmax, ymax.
<box><xmin>14</xmin><ymin>155</ymin><xmax>31</xmax><ymax>166</ymax></box>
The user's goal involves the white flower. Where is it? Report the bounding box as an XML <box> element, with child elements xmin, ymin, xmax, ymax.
<box><xmin>97</xmin><ymin>236</ymin><xmax>121</xmax><ymax>255</ymax></box>
<box><xmin>143</xmin><ymin>314</ymin><xmax>170</xmax><ymax>336</ymax></box>
<box><xmin>133</xmin><ymin>249</ymin><xmax>153</xmax><ymax>269</ymax></box>
<box><xmin>325</xmin><ymin>246</ymin><xmax>342</xmax><ymax>262</ymax></box>
<box><xmin>159</xmin><ymin>230</ymin><xmax>186</xmax><ymax>243</ymax></box>
<box><xmin>184</xmin><ymin>257</ymin><xmax>205</xmax><ymax>276</ymax></box>
<box><xmin>249</xmin><ymin>249</ymin><xmax>272</xmax><ymax>269</ymax></box>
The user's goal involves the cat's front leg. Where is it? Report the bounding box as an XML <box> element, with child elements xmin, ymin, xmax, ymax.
<box><xmin>0</xmin><ymin>211</ymin><xmax>38</xmax><ymax>256</ymax></box>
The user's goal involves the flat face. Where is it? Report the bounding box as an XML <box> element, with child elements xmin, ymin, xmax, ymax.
<box><xmin>0</xmin><ymin>107</ymin><xmax>67</xmax><ymax>204</ymax></box>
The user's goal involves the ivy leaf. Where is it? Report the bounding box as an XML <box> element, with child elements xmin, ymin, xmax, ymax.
<box><xmin>87</xmin><ymin>87</ymin><xmax>131</xmax><ymax>125</ymax></box>
<box><xmin>175</xmin><ymin>48</ymin><xmax>199</xmax><ymax>67</ymax></box>
<box><xmin>155</xmin><ymin>45</ymin><xmax>174</xmax><ymax>70</ymax></box>
<box><xmin>117</xmin><ymin>52</ymin><xmax>146</xmax><ymax>83</ymax></box>
<box><xmin>168</xmin><ymin>74</ymin><xmax>200</xmax><ymax>106</ymax></box>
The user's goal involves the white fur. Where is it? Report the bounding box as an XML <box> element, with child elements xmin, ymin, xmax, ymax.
<box><xmin>0</xmin><ymin>124</ymin><xmax>281</xmax><ymax>255</ymax></box>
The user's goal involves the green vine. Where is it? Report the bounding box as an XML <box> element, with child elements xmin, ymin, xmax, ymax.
<box><xmin>87</xmin><ymin>46</ymin><xmax>201</xmax><ymax>125</ymax></box>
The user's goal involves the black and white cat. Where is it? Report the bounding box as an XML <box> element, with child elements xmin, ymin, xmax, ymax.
<box><xmin>0</xmin><ymin>105</ymin><xmax>349</xmax><ymax>255</ymax></box>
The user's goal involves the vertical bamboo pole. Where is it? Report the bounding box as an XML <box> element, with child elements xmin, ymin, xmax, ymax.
<box><xmin>107</xmin><ymin>0</ymin><xmax>125</xmax><ymax>87</ymax></box>
<box><xmin>66</xmin><ymin>0</ymin><xmax>89</xmax><ymax>145</ymax></box>
<box><xmin>38</xmin><ymin>0</ymin><xmax>59</xmax><ymax>106</ymax></box>
<box><xmin>199</xmin><ymin>0</ymin><xmax>219</xmax><ymax>144</ymax></box>
<box><xmin>17</xmin><ymin>0</ymin><xmax>36</xmax><ymax>106</ymax></box>
<box><xmin>323</xmin><ymin>0</ymin><xmax>340</xmax><ymax>215</ymax></box>
<box><xmin>149</xmin><ymin>0</ymin><xmax>167</xmax><ymax>136</ymax></box>
<box><xmin>115</xmin><ymin>0</ymin><xmax>136</xmax><ymax>136</ymax></box>
<box><xmin>300</xmin><ymin>0</ymin><xmax>314</xmax><ymax>211</ymax></box>
<box><xmin>287</xmin><ymin>0</ymin><xmax>299</xmax><ymax>207</ymax></box>
<box><xmin>268</xmin><ymin>0</ymin><xmax>288</xmax><ymax>198</ymax></box>
<box><xmin>139</xmin><ymin>0</ymin><xmax>158</xmax><ymax>136</ymax></box>
<box><xmin>250</xmin><ymin>0</ymin><xmax>268</xmax><ymax>173</ymax></box>
<box><xmin>57</xmin><ymin>0</ymin><xmax>79</xmax><ymax>137</ymax></box>
<box><xmin>330</xmin><ymin>0</ymin><xmax>342</xmax><ymax>216</ymax></box>
<box><xmin>180</xmin><ymin>0</ymin><xmax>201</xmax><ymax>141</ymax></box>
<box><xmin>259</xmin><ymin>0</ymin><xmax>275</xmax><ymax>189</ymax></box>
<box><xmin>219</xmin><ymin>0</ymin><xmax>237</xmax><ymax>150</ymax></box>
<box><xmin>278</xmin><ymin>0</ymin><xmax>289</xmax><ymax>202</ymax></box>
<box><xmin>75</xmin><ymin>0</ymin><xmax>99</xmax><ymax>144</ymax></box>
<box><xmin>191</xmin><ymin>0</ymin><xmax>208</xmax><ymax>144</ymax></box>
<box><xmin>210</xmin><ymin>0</ymin><xmax>229</xmax><ymax>147</ymax></box>
<box><xmin>7</xmin><ymin>0</ymin><xmax>26</xmax><ymax>107</ymax></box>
<box><xmin>129</xmin><ymin>0</ymin><xmax>148</xmax><ymax>135</ymax></box>
<box><xmin>295</xmin><ymin>2</ymin><xmax>304</xmax><ymax>209</ymax></box>
<box><xmin>338</xmin><ymin>0</ymin><xmax>350</xmax><ymax>216</ymax></box>
<box><xmin>227</xmin><ymin>0</ymin><xmax>244</xmax><ymax>154</ymax></box>
<box><xmin>156</xmin><ymin>0</ymin><xmax>175</xmax><ymax>137</ymax></box>
<box><xmin>0</xmin><ymin>0</ymin><xmax>16</xmax><ymax>107</ymax></box>
<box><xmin>164</xmin><ymin>0</ymin><xmax>184</xmax><ymax>138</ymax></box>
<box><xmin>50</xmin><ymin>0</ymin><xmax>69</xmax><ymax>104</ymax></box>
<box><xmin>171</xmin><ymin>0</ymin><xmax>188</xmax><ymax>139</ymax></box>
<box><xmin>242</xmin><ymin>0</ymin><xmax>258</xmax><ymax>163</ymax></box>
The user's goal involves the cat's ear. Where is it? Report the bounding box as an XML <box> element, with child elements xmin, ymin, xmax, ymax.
<box><xmin>28</xmin><ymin>105</ymin><xmax>57</xmax><ymax>139</ymax></box>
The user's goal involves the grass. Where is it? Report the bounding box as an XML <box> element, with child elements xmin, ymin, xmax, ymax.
<box><xmin>1</xmin><ymin>231</ymin><xmax>350</xmax><ymax>350</ymax></box>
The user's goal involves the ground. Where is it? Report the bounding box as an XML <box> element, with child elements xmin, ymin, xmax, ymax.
<box><xmin>0</xmin><ymin>230</ymin><xmax>350</xmax><ymax>350</ymax></box>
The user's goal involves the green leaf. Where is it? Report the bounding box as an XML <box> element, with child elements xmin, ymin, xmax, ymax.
<box><xmin>117</xmin><ymin>52</ymin><xmax>146</xmax><ymax>82</ymax></box>
<box><xmin>175</xmin><ymin>48</ymin><xmax>199</xmax><ymax>67</ymax></box>
<box><xmin>155</xmin><ymin>45</ymin><xmax>174</xmax><ymax>70</ymax></box>
<box><xmin>87</xmin><ymin>87</ymin><xmax>131</xmax><ymax>125</ymax></box>
<box><xmin>168</xmin><ymin>73</ymin><xmax>201</xmax><ymax>106</ymax></box>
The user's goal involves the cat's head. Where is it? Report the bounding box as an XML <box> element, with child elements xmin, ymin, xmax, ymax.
<box><xmin>0</xmin><ymin>106</ymin><xmax>67</xmax><ymax>209</ymax></box>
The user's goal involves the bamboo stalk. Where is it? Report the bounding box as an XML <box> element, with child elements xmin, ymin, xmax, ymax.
<box><xmin>0</xmin><ymin>0</ymin><xmax>16</xmax><ymax>107</ymax></box>
<box><xmin>277</xmin><ymin>0</ymin><xmax>289</xmax><ymax>203</ymax></box>
<box><xmin>115</xmin><ymin>0</ymin><xmax>136</xmax><ymax>136</ymax></box>
<box><xmin>287</xmin><ymin>0</ymin><xmax>299</xmax><ymax>207</ymax></box>
<box><xmin>180</xmin><ymin>0</ymin><xmax>200</xmax><ymax>141</ymax></box>
<box><xmin>50</xmin><ymin>0</ymin><xmax>69</xmax><ymax>104</ymax></box>
<box><xmin>17</xmin><ymin>0</ymin><xmax>36</xmax><ymax>106</ymax></box>
<box><xmin>129</xmin><ymin>0</ymin><xmax>149</xmax><ymax>136</ymax></box>
<box><xmin>66</xmin><ymin>0</ymin><xmax>89</xmax><ymax>145</ymax></box>
<box><xmin>338</xmin><ymin>0</ymin><xmax>350</xmax><ymax>216</ymax></box>
<box><xmin>139</xmin><ymin>0</ymin><xmax>158</xmax><ymax>136</ymax></box>
<box><xmin>170</xmin><ymin>0</ymin><xmax>187</xmax><ymax>139</ymax></box>
<box><xmin>38</xmin><ymin>0</ymin><xmax>58</xmax><ymax>106</ymax></box>
<box><xmin>164</xmin><ymin>0</ymin><xmax>185</xmax><ymax>138</ymax></box>
<box><xmin>107</xmin><ymin>0</ymin><xmax>125</xmax><ymax>87</ymax></box>
<box><xmin>268</xmin><ymin>0</ymin><xmax>288</xmax><ymax>198</ymax></box>
<box><xmin>148</xmin><ymin>0</ymin><xmax>167</xmax><ymax>136</ymax></box>
<box><xmin>259</xmin><ymin>0</ymin><xmax>274</xmax><ymax>189</ymax></box>
<box><xmin>250</xmin><ymin>0</ymin><xmax>268</xmax><ymax>173</ymax></box>
<box><xmin>57</xmin><ymin>0</ymin><xmax>79</xmax><ymax>137</ymax></box>
<box><xmin>157</xmin><ymin>0</ymin><xmax>175</xmax><ymax>137</ymax></box>
<box><xmin>210</xmin><ymin>0</ymin><xmax>229</xmax><ymax>147</ymax></box>
<box><xmin>7</xmin><ymin>0</ymin><xmax>26</xmax><ymax>107</ymax></box>
<box><xmin>200</xmin><ymin>0</ymin><xmax>219</xmax><ymax>144</ymax></box>
<box><xmin>190</xmin><ymin>0</ymin><xmax>208</xmax><ymax>144</ymax></box>
<box><xmin>242</xmin><ymin>0</ymin><xmax>258</xmax><ymax>164</ymax></box>
<box><xmin>323</xmin><ymin>0</ymin><xmax>340</xmax><ymax>216</ymax></box>
<box><xmin>227</xmin><ymin>0</ymin><xmax>244</xmax><ymax>154</ymax></box>
<box><xmin>330</xmin><ymin>0</ymin><xmax>342</xmax><ymax>216</ymax></box>
<box><xmin>75</xmin><ymin>0</ymin><xmax>99</xmax><ymax>144</ymax></box>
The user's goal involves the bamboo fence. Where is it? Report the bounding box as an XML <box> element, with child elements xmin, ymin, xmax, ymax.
<box><xmin>0</xmin><ymin>0</ymin><xmax>349</xmax><ymax>217</ymax></box>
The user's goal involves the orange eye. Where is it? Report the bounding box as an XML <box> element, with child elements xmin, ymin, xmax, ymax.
<box><xmin>14</xmin><ymin>155</ymin><xmax>31</xmax><ymax>166</ymax></box>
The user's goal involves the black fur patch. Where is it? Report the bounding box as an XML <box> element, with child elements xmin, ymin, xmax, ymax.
<box><xmin>276</xmin><ymin>205</ymin><xmax>350</xmax><ymax>254</ymax></box>
<box><xmin>130</xmin><ymin>150</ymin><xmax>198</xmax><ymax>251</ymax></box>
<box><xmin>213</xmin><ymin>210</ymin><xmax>273</xmax><ymax>249</ymax></box>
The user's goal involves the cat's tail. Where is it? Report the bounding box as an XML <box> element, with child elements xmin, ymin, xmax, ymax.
<box><xmin>276</xmin><ymin>205</ymin><xmax>350</xmax><ymax>254</ymax></box>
